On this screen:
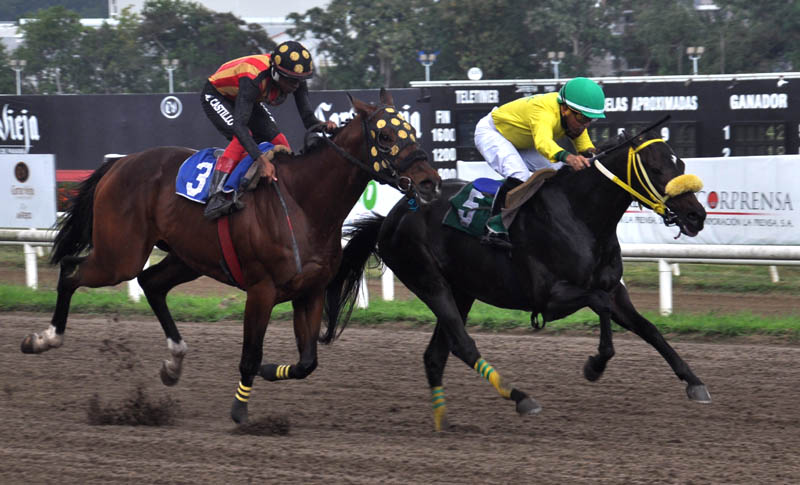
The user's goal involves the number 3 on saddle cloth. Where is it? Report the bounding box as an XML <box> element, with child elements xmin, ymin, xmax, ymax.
<box><xmin>175</xmin><ymin>141</ymin><xmax>275</xmax><ymax>204</ymax></box>
<box><xmin>443</xmin><ymin>169</ymin><xmax>557</xmax><ymax>237</ymax></box>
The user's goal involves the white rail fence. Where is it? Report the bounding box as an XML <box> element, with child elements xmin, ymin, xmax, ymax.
<box><xmin>2</xmin><ymin>228</ymin><xmax>797</xmax><ymax>315</ymax></box>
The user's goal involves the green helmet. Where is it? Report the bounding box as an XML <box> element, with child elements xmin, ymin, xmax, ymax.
<box><xmin>557</xmin><ymin>77</ymin><xmax>606</xmax><ymax>119</ymax></box>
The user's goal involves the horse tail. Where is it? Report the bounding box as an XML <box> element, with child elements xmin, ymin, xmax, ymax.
<box><xmin>50</xmin><ymin>158</ymin><xmax>120</xmax><ymax>265</ymax></box>
<box><xmin>321</xmin><ymin>213</ymin><xmax>386</xmax><ymax>344</ymax></box>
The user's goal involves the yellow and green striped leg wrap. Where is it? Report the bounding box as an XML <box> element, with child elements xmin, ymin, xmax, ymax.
<box><xmin>235</xmin><ymin>381</ymin><xmax>252</xmax><ymax>403</ymax></box>
<box><xmin>431</xmin><ymin>386</ymin><xmax>447</xmax><ymax>432</ymax></box>
<box><xmin>474</xmin><ymin>358</ymin><xmax>512</xmax><ymax>399</ymax></box>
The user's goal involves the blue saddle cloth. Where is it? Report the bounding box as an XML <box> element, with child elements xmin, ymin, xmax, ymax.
<box><xmin>175</xmin><ymin>141</ymin><xmax>274</xmax><ymax>203</ymax></box>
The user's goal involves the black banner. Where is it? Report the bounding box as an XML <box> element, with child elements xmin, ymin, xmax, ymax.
<box><xmin>1</xmin><ymin>76</ymin><xmax>797</xmax><ymax>180</ymax></box>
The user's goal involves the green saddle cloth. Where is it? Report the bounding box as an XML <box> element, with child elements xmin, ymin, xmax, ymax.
<box><xmin>443</xmin><ymin>182</ymin><xmax>506</xmax><ymax>236</ymax></box>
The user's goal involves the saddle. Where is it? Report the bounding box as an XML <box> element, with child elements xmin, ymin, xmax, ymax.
<box><xmin>175</xmin><ymin>143</ymin><xmax>289</xmax><ymax>204</ymax></box>
<box><xmin>237</xmin><ymin>145</ymin><xmax>289</xmax><ymax>192</ymax></box>
<box><xmin>443</xmin><ymin>168</ymin><xmax>557</xmax><ymax>237</ymax></box>
<box><xmin>501</xmin><ymin>168</ymin><xmax>557</xmax><ymax>228</ymax></box>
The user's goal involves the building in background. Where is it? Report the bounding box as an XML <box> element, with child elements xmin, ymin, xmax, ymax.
<box><xmin>0</xmin><ymin>22</ymin><xmax>22</xmax><ymax>51</ymax></box>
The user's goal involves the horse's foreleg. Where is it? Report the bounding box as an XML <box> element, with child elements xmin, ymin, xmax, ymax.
<box><xmin>259</xmin><ymin>291</ymin><xmax>323</xmax><ymax>382</ymax></box>
<box><xmin>21</xmin><ymin>255</ymin><xmax>84</xmax><ymax>353</ymax></box>
<box><xmin>231</xmin><ymin>283</ymin><xmax>276</xmax><ymax>424</ymax></box>
<box><xmin>138</xmin><ymin>253</ymin><xmax>200</xmax><ymax>386</ymax></box>
<box><xmin>610</xmin><ymin>284</ymin><xmax>711</xmax><ymax>403</ymax></box>
<box><xmin>544</xmin><ymin>282</ymin><xmax>616</xmax><ymax>382</ymax></box>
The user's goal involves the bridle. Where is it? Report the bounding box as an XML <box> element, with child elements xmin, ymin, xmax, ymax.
<box><xmin>590</xmin><ymin>116</ymin><xmax>702</xmax><ymax>227</ymax></box>
<box><xmin>594</xmin><ymin>139</ymin><xmax>675</xmax><ymax>222</ymax></box>
<box><xmin>311</xmin><ymin>105</ymin><xmax>429</xmax><ymax>196</ymax></box>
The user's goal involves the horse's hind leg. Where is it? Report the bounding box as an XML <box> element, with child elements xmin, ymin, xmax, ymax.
<box><xmin>138</xmin><ymin>252</ymin><xmax>201</xmax><ymax>386</ymax></box>
<box><xmin>609</xmin><ymin>283</ymin><xmax>711</xmax><ymax>403</ymax></box>
<box><xmin>423</xmin><ymin>291</ymin><xmax>474</xmax><ymax>430</ymax></box>
<box><xmin>20</xmin><ymin>255</ymin><xmax>85</xmax><ymax>353</ymax></box>
<box><xmin>424</xmin><ymin>323</ymin><xmax>451</xmax><ymax>431</ymax></box>
<box><xmin>411</xmin><ymin>284</ymin><xmax>540</xmax><ymax>428</ymax></box>
<box><xmin>21</xmin><ymin>232</ymin><xmax>152</xmax><ymax>354</ymax></box>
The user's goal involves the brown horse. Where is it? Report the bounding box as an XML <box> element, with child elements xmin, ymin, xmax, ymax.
<box><xmin>21</xmin><ymin>89</ymin><xmax>441</xmax><ymax>424</ymax></box>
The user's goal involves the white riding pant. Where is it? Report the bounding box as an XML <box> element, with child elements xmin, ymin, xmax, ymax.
<box><xmin>474</xmin><ymin>110</ymin><xmax>563</xmax><ymax>182</ymax></box>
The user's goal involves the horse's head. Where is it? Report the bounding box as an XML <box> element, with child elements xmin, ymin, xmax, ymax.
<box><xmin>341</xmin><ymin>88</ymin><xmax>441</xmax><ymax>204</ymax></box>
<box><xmin>597</xmin><ymin>131</ymin><xmax>706</xmax><ymax>237</ymax></box>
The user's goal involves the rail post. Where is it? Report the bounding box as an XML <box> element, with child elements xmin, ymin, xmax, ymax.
<box><xmin>658</xmin><ymin>259</ymin><xmax>673</xmax><ymax>316</ymax></box>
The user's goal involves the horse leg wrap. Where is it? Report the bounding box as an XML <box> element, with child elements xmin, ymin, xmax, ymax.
<box><xmin>234</xmin><ymin>381</ymin><xmax>252</xmax><ymax>403</ymax></box>
<box><xmin>260</xmin><ymin>363</ymin><xmax>292</xmax><ymax>381</ymax></box>
<box><xmin>474</xmin><ymin>358</ymin><xmax>512</xmax><ymax>399</ymax></box>
<box><xmin>431</xmin><ymin>386</ymin><xmax>447</xmax><ymax>432</ymax></box>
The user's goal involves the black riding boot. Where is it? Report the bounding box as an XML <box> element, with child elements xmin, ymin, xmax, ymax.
<box><xmin>203</xmin><ymin>169</ymin><xmax>243</xmax><ymax>220</ymax></box>
<box><xmin>480</xmin><ymin>177</ymin><xmax>524</xmax><ymax>250</ymax></box>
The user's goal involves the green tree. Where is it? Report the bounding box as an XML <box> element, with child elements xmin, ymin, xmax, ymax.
<box><xmin>138</xmin><ymin>0</ymin><xmax>274</xmax><ymax>92</ymax></box>
<box><xmin>289</xmin><ymin>0</ymin><xmax>433</xmax><ymax>89</ymax></box>
<box><xmin>709</xmin><ymin>0</ymin><xmax>800</xmax><ymax>73</ymax></box>
<box><xmin>13</xmin><ymin>6</ymin><xmax>83</xmax><ymax>94</ymax></box>
<box><xmin>75</xmin><ymin>8</ymin><xmax>155</xmax><ymax>93</ymax></box>
<box><xmin>428</xmin><ymin>0</ymin><xmax>539</xmax><ymax>80</ymax></box>
<box><xmin>289</xmin><ymin>0</ymin><xmax>619</xmax><ymax>88</ymax></box>
<box><xmin>614</xmin><ymin>0</ymin><xmax>704</xmax><ymax>75</ymax></box>
<box><xmin>523</xmin><ymin>0</ymin><xmax>620</xmax><ymax>78</ymax></box>
<box><xmin>0</xmin><ymin>43</ymin><xmax>17</xmax><ymax>94</ymax></box>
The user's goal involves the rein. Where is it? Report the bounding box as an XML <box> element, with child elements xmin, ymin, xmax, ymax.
<box><xmin>307</xmin><ymin>107</ymin><xmax>427</xmax><ymax>196</ymax></box>
<box><xmin>594</xmin><ymin>139</ymin><xmax>670</xmax><ymax>215</ymax></box>
<box><xmin>589</xmin><ymin>114</ymin><xmax>701</xmax><ymax>227</ymax></box>
<box><xmin>312</xmin><ymin>132</ymin><xmax>401</xmax><ymax>186</ymax></box>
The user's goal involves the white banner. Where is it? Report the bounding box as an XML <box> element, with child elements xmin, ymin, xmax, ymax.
<box><xmin>618</xmin><ymin>155</ymin><xmax>799</xmax><ymax>245</ymax></box>
<box><xmin>1</xmin><ymin>154</ymin><xmax>57</xmax><ymax>229</ymax></box>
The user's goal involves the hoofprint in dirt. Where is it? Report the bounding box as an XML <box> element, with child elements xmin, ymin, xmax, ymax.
<box><xmin>1</xmin><ymin>312</ymin><xmax>799</xmax><ymax>484</ymax></box>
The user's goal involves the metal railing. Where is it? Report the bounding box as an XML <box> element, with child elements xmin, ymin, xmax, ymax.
<box><xmin>1</xmin><ymin>228</ymin><xmax>796</xmax><ymax>315</ymax></box>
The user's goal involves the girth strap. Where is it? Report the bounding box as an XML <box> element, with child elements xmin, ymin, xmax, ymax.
<box><xmin>217</xmin><ymin>215</ymin><xmax>246</xmax><ymax>289</ymax></box>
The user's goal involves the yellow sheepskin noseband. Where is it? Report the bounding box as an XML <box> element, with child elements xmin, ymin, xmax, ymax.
<box><xmin>665</xmin><ymin>174</ymin><xmax>703</xmax><ymax>198</ymax></box>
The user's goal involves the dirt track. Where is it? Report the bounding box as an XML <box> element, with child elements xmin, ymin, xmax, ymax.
<box><xmin>2</xmin><ymin>312</ymin><xmax>799</xmax><ymax>484</ymax></box>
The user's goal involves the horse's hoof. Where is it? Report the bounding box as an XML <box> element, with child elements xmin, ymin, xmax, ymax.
<box><xmin>20</xmin><ymin>334</ymin><xmax>37</xmax><ymax>354</ymax></box>
<box><xmin>516</xmin><ymin>396</ymin><xmax>542</xmax><ymax>416</ymax></box>
<box><xmin>583</xmin><ymin>356</ymin><xmax>605</xmax><ymax>382</ymax></box>
<box><xmin>687</xmin><ymin>384</ymin><xmax>712</xmax><ymax>403</ymax></box>
<box><xmin>231</xmin><ymin>399</ymin><xmax>249</xmax><ymax>424</ymax></box>
<box><xmin>159</xmin><ymin>361</ymin><xmax>180</xmax><ymax>386</ymax></box>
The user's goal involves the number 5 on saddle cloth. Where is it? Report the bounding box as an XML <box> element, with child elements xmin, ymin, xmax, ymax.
<box><xmin>443</xmin><ymin>169</ymin><xmax>556</xmax><ymax>237</ymax></box>
<box><xmin>175</xmin><ymin>141</ymin><xmax>275</xmax><ymax>204</ymax></box>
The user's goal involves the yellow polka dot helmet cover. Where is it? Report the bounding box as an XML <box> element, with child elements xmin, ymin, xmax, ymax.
<box><xmin>271</xmin><ymin>41</ymin><xmax>313</xmax><ymax>79</ymax></box>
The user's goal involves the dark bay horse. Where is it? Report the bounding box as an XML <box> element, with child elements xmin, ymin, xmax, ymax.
<box><xmin>325</xmin><ymin>130</ymin><xmax>710</xmax><ymax>431</ymax></box>
<box><xmin>20</xmin><ymin>89</ymin><xmax>441</xmax><ymax>424</ymax></box>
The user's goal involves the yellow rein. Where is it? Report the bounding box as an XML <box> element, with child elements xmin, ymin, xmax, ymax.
<box><xmin>594</xmin><ymin>138</ymin><xmax>670</xmax><ymax>215</ymax></box>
